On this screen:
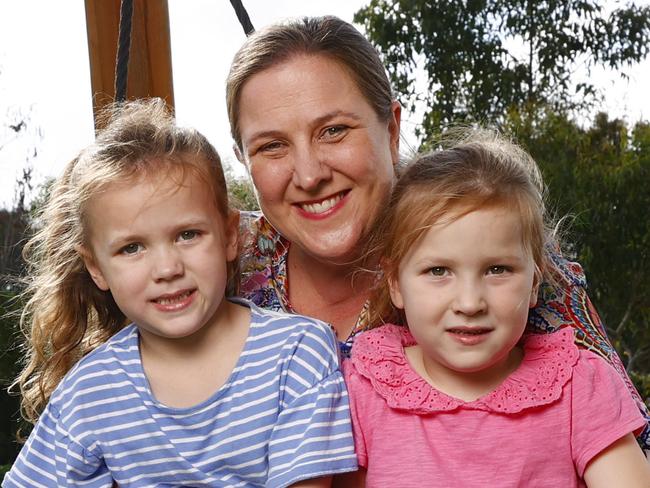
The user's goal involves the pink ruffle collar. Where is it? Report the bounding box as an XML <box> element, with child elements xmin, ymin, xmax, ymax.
<box><xmin>351</xmin><ymin>324</ymin><xmax>579</xmax><ymax>414</ymax></box>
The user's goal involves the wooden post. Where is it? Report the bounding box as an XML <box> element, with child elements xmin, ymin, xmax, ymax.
<box><xmin>84</xmin><ymin>0</ymin><xmax>174</xmax><ymax>128</ymax></box>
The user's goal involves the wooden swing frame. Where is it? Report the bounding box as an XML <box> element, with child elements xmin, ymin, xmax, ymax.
<box><xmin>84</xmin><ymin>0</ymin><xmax>253</xmax><ymax>129</ymax></box>
<box><xmin>84</xmin><ymin>0</ymin><xmax>175</xmax><ymax>128</ymax></box>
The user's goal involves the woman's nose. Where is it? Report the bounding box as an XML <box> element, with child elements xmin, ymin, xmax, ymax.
<box><xmin>291</xmin><ymin>146</ymin><xmax>332</xmax><ymax>191</ymax></box>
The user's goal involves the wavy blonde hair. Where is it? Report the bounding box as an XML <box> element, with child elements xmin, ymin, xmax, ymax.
<box><xmin>366</xmin><ymin>128</ymin><xmax>555</xmax><ymax>328</ymax></box>
<box><xmin>15</xmin><ymin>98</ymin><xmax>233</xmax><ymax>424</ymax></box>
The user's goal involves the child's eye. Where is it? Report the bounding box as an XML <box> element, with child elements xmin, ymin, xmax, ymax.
<box><xmin>428</xmin><ymin>267</ymin><xmax>448</xmax><ymax>277</ymax></box>
<box><xmin>487</xmin><ymin>265</ymin><xmax>508</xmax><ymax>275</ymax></box>
<box><xmin>120</xmin><ymin>243</ymin><xmax>142</xmax><ymax>255</ymax></box>
<box><xmin>178</xmin><ymin>230</ymin><xmax>199</xmax><ymax>241</ymax></box>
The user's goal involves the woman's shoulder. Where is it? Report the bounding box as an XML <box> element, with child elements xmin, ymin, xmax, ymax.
<box><xmin>238</xmin><ymin>213</ymin><xmax>290</xmax><ymax>307</ymax></box>
<box><xmin>239</xmin><ymin>211</ymin><xmax>284</xmax><ymax>255</ymax></box>
<box><xmin>238</xmin><ymin>210</ymin><xmax>264</xmax><ymax>237</ymax></box>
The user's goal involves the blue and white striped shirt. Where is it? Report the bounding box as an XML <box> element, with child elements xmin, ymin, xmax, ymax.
<box><xmin>3</xmin><ymin>301</ymin><xmax>357</xmax><ymax>487</ymax></box>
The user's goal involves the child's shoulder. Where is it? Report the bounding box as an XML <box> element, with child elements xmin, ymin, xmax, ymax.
<box><xmin>241</xmin><ymin>298</ymin><xmax>340</xmax><ymax>361</ymax></box>
<box><xmin>572</xmin><ymin>342</ymin><xmax>630</xmax><ymax>389</ymax></box>
<box><xmin>531</xmin><ymin>327</ymin><xmax>626</xmax><ymax>383</ymax></box>
<box><xmin>50</xmin><ymin>324</ymin><xmax>139</xmax><ymax>405</ymax></box>
<box><xmin>521</xmin><ymin>329</ymin><xmax>638</xmax><ymax>411</ymax></box>
<box><xmin>245</xmin><ymin>298</ymin><xmax>334</xmax><ymax>336</ymax></box>
<box><xmin>351</xmin><ymin>323</ymin><xmax>410</xmax><ymax>358</ymax></box>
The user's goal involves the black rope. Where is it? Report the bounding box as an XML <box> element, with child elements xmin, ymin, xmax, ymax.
<box><xmin>115</xmin><ymin>0</ymin><xmax>134</xmax><ymax>103</ymax></box>
<box><xmin>229</xmin><ymin>0</ymin><xmax>255</xmax><ymax>36</ymax></box>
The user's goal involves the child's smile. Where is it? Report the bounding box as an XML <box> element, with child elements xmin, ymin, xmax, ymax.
<box><xmin>389</xmin><ymin>205</ymin><xmax>538</xmax><ymax>399</ymax></box>
<box><xmin>150</xmin><ymin>288</ymin><xmax>197</xmax><ymax>311</ymax></box>
<box><xmin>445</xmin><ymin>326</ymin><xmax>494</xmax><ymax>346</ymax></box>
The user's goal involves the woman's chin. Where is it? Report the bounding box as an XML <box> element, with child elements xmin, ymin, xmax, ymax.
<box><xmin>291</xmin><ymin>231</ymin><xmax>366</xmax><ymax>267</ymax></box>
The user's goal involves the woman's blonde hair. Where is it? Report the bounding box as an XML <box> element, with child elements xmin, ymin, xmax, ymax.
<box><xmin>16</xmin><ymin>98</ymin><xmax>233</xmax><ymax>424</ymax></box>
<box><xmin>367</xmin><ymin>128</ymin><xmax>554</xmax><ymax>327</ymax></box>
<box><xmin>226</xmin><ymin>15</ymin><xmax>395</xmax><ymax>150</ymax></box>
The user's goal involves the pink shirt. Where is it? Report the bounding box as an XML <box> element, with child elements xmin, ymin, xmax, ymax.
<box><xmin>344</xmin><ymin>326</ymin><xmax>645</xmax><ymax>487</ymax></box>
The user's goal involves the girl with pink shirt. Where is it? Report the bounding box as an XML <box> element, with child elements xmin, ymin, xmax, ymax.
<box><xmin>340</xmin><ymin>130</ymin><xmax>650</xmax><ymax>487</ymax></box>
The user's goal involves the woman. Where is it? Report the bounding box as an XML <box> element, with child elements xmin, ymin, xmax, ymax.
<box><xmin>225</xmin><ymin>16</ymin><xmax>649</xmax><ymax>450</ymax></box>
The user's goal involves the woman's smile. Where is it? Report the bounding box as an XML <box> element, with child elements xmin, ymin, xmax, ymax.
<box><xmin>294</xmin><ymin>190</ymin><xmax>350</xmax><ymax>219</ymax></box>
<box><xmin>237</xmin><ymin>54</ymin><xmax>400</xmax><ymax>263</ymax></box>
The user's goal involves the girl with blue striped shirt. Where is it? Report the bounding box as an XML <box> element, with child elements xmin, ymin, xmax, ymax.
<box><xmin>4</xmin><ymin>99</ymin><xmax>357</xmax><ymax>488</ymax></box>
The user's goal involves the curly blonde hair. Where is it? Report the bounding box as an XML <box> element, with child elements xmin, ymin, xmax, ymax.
<box><xmin>366</xmin><ymin>128</ymin><xmax>555</xmax><ymax>328</ymax></box>
<box><xmin>15</xmin><ymin>98</ymin><xmax>233</xmax><ymax>424</ymax></box>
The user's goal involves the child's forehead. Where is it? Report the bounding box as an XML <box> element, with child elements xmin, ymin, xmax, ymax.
<box><xmin>413</xmin><ymin>193</ymin><xmax>528</xmax><ymax>226</ymax></box>
<box><xmin>400</xmin><ymin>199</ymin><xmax>532</xmax><ymax>250</ymax></box>
<box><xmin>109</xmin><ymin>160</ymin><xmax>212</xmax><ymax>193</ymax></box>
<box><xmin>84</xmin><ymin>168</ymin><xmax>221</xmax><ymax>232</ymax></box>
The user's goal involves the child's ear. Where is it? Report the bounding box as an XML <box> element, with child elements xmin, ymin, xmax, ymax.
<box><xmin>224</xmin><ymin>210</ymin><xmax>240</xmax><ymax>262</ymax></box>
<box><xmin>529</xmin><ymin>269</ymin><xmax>541</xmax><ymax>308</ymax></box>
<box><xmin>384</xmin><ymin>261</ymin><xmax>404</xmax><ymax>309</ymax></box>
<box><xmin>77</xmin><ymin>246</ymin><xmax>109</xmax><ymax>291</ymax></box>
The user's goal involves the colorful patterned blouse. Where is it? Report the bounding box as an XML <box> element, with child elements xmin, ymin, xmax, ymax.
<box><xmin>237</xmin><ymin>212</ymin><xmax>650</xmax><ymax>450</ymax></box>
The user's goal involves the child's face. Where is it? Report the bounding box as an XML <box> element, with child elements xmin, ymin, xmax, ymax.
<box><xmin>389</xmin><ymin>205</ymin><xmax>538</xmax><ymax>384</ymax></box>
<box><xmin>81</xmin><ymin>167</ymin><xmax>238</xmax><ymax>346</ymax></box>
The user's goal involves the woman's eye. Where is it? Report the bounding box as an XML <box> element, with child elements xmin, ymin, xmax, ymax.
<box><xmin>321</xmin><ymin>125</ymin><xmax>348</xmax><ymax>140</ymax></box>
<box><xmin>178</xmin><ymin>230</ymin><xmax>199</xmax><ymax>241</ymax></box>
<box><xmin>428</xmin><ymin>267</ymin><xmax>447</xmax><ymax>277</ymax></box>
<box><xmin>120</xmin><ymin>243</ymin><xmax>142</xmax><ymax>255</ymax></box>
<box><xmin>259</xmin><ymin>141</ymin><xmax>284</xmax><ymax>153</ymax></box>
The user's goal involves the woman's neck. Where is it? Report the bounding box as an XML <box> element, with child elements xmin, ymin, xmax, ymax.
<box><xmin>286</xmin><ymin>246</ymin><xmax>375</xmax><ymax>340</ymax></box>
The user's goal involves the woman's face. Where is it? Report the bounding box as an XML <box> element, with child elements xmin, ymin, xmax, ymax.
<box><xmin>237</xmin><ymin>54</ymin><xmax>401</xmax><ymax>265</ymax></box>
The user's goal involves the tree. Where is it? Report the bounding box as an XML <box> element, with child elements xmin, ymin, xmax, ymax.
<box><xmin>355</xmin><ymin>0</ymin><xmax>650</xmax><ymax>137</ymax></box>
<box><xmin>507</xmin><ymin>109</ymin><xmax>650</xmax><ymax>383</ymax></box>
<box><xmin>0</xmin><ymin>175</ymin><xmax>53</xmax><ymax>471</ymax></box>
<box><xmin>224</xmin><ymin>164</ymin><xmax>259</xmax><ymax>212</ymax></box>
<box><xmin>0</xmin><ymin>87</ymin><xmax>43</xmax><ymax>470</ymax></box>
<box><xmin>0</xmin><ymin>193</ymin><xmax>31</xmax><ymax>471</ymax></box>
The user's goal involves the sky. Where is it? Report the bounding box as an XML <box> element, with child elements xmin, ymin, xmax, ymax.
<box><xmin>1</xmin><ymin>0</ymin><xmax>649</xmax><ymax>208</ymax></box>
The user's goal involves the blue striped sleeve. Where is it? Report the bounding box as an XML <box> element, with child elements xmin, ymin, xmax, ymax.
<box><xmin>266</xmin><ymin>321</ymin><xmax>357</xmax><ymax>488</ymax></box>
<box><xmin>3</xmin><ymin>396</ymin><xmax>111</xmax><ymax>487</ymax></box>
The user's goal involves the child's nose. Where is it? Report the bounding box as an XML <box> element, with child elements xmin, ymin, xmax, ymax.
<box><xmin>151</xmin><ymin>247</ymin><xmax>184</xmax><ymax>281</ymax></box>
<box><xmin>452</xmin><ymin>280</ymin><xmax>487</xmax><ymax>315</ymax></box>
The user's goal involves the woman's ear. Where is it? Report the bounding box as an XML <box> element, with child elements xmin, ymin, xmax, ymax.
<box><xmin>388</xmin><ymin>101</ymin><xmax>402</xmax><ymax>166</ymax></box>
<box><xmin>224</xmin><ymin>210</ymin><xmax>240</xmax><ymax>262</ymax></box>
<box><xmin>233</xmin><ymin>144</ymin><xmax>249</xmax><ymax>171</ymax></box>
<box><xmin>76</xmin><ymin>246</ymin><xmax>109</xmax><ymax>291</ymax></box>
